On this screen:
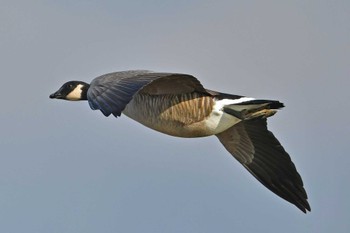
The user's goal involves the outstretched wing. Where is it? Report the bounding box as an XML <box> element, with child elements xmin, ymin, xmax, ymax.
<box><xmin>216</xmin><ymin>118</ymin><xmax>311</xmax><ymax>213</ymax></box>
<box><xmin>87</xmin><ymin>70</ymin><xmax>207</xmax><ymax>117</ymax></box>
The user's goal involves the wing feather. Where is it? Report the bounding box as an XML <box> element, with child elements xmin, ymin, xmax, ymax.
<box><xmin>216</xmin><ymin>118</ymin><xmax>310</xmax><ymax>213</ymax></box>
<box><xmin>87</xmin><ymin>71</ymin><xmax>207</xmax><ymax>117</ymax></box>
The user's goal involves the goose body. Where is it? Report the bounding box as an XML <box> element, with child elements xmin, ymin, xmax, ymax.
<box><xmin>50</xmin><ymin>70</ymin><xmax>311</xmax><ymax>213</ymax></box>
<box><xmin>123</xmin><ymin>93</ymin><xmax>248</xmax><ymax>137</ymax></box>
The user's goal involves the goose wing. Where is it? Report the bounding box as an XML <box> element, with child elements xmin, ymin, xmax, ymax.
<box><xmin>216</xmin><ymin>118</ymin><xmax>311</xmax><ymax>213</ymax></box>
<box><xmin>87</xmin><ymin>70</ymin><xmax>207</xmax><ymax>117</ymax></box>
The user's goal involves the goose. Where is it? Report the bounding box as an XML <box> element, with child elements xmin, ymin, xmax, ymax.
<box><xmin>50</xmin><ymin>70</ymin><xmax>310</xmax><ymax>213</ymax></box>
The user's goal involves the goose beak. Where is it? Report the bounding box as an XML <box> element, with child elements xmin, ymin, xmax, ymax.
<box><xmin>49</xmin><ymin>91</ymin><xmax>63</xmax><ymax>99</ymax></box>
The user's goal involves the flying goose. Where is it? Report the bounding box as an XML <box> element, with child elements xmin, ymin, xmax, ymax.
<box><xmin>50</xmin><ymin>70</ymin><xmax>311</xmax><ymax>213</ymax></box>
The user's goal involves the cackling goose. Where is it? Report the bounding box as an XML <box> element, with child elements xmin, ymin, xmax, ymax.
<box><xmin>50</xmin><ymin>70</ymin><xmax>311</xmax><ymax>213</ymax></box>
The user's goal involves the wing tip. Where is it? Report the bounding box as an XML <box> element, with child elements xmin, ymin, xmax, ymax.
<box><xmin>296</xmin><ymin>200</ymin><xmax>311</xmax><ymax>213</ymax></box>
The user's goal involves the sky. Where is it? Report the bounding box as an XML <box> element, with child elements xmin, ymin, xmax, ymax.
<box><xmin>1</xmin><ymin>0</ymin><xmax>349</xmax><ymax>232</ymax></box>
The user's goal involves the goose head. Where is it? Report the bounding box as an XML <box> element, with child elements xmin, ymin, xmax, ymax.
<box><xmin>50</xmin><ymin>81</ymin><xmax>90</xmax><ymax>101</ymax></box>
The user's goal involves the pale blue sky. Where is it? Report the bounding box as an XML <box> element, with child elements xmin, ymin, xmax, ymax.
<box><xmin>1</xmin><ymin>1</ymin><xmax>349</xmax><ymax>232</ymax></box>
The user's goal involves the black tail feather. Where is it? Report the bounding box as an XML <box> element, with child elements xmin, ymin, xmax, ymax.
<box><xmin>235</xmin><ymin>99</ymin><xmax>284</xmax><ymax>110</ymax></box>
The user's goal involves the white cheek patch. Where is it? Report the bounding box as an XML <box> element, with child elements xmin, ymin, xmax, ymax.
<box><xmin>66</xmin><ymin>84</ymin><xmax>84</xmax><ymax>100</ymax></box>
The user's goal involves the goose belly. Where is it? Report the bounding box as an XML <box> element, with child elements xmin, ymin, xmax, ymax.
<box><xmin>122</xmin><ymin>94</ymin><xmax>241</xmax><ymax>138</ymax></box>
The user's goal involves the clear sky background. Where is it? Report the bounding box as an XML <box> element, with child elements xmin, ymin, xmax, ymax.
<box><xmin>1</xmin><ymin>0</ymin><xmax>349</xmax><ymax>232</ymax></box>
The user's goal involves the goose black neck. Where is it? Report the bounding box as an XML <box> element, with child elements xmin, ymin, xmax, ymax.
<box><xmin>80</xmin><ymin>83</ymin><xmax>90</xmax><ymax>100</ymax></box>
